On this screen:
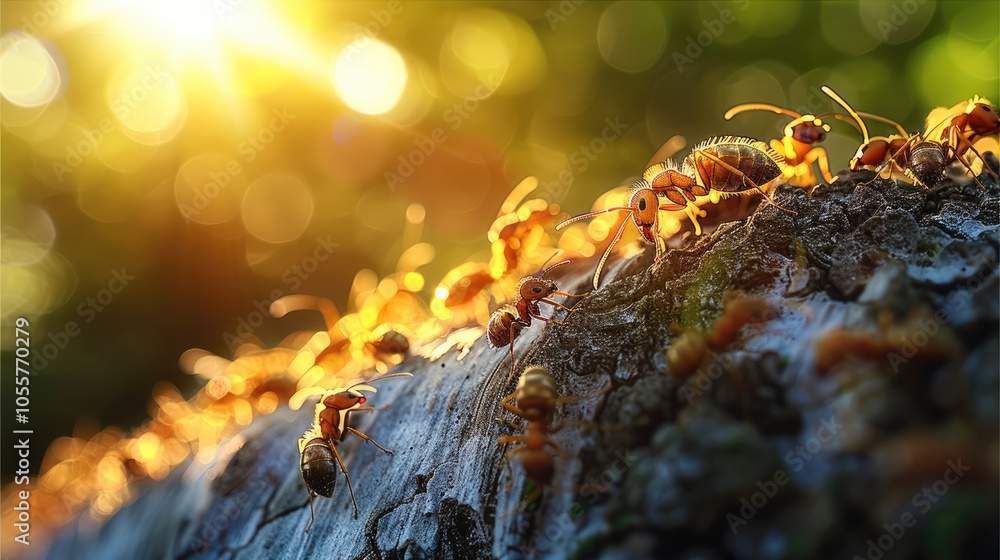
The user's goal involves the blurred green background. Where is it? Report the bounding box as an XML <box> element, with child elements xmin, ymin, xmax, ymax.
<box><xmin>1</xmin><ymin>0</ymin><xmax>997</xmax><ymax>486</ymax></box>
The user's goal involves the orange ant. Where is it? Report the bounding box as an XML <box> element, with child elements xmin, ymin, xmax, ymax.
<box><xmin>925</xmin><ymin>95</ymin><xmax>1000</xmax><ymax>147</ymax></box>
<box><xmin>924</xmin><ymin>96</ymin><xmax>999</xmax><ymax>175</ymax></box>
<box><xmin>724</xmin><ymin>100</ymin><xmax>862</xmax><ymax>187</ymax></box>
<box><xmin>299</xmin><ymin>372</ymin><xmax>411</xmax><ymax>531</ymax></box>
<box><xmin>487</xmin><ymin>259</ymin><xmax>587</xmax><ymax>380</ymax></box>
<box><xmin>641</xmin><ymin>136</ymin><xmax>798</xmax><ymax>235</ymax></box>
<box><xmin>555</xmin><ymin>187</ymin><xmax>663</xmax><ymax>289</ymax></box>
<box><xmin>824</xmin><ymin>86</ymin><xmax>994</xmax><ymax>190</ymax></box>
<box><xmin>496</xmin><ymin>365</ymin><xmax>582</xmax><ymax>508</ymax></box>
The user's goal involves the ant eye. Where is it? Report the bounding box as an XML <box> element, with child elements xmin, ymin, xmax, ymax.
<box><xmin>533</xmin><ymin>286</ymin><xmax>542</xmax><ymax>293</ymax></box>
<box><xmin>638</xmin><ymin>198</ymin><xmax>647</xmax><ymax>211</ymax></box>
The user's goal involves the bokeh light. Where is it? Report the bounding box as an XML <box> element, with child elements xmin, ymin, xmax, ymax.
<box><xmin>0</xmin><ymin>32</ymin><xmax>63</xmax><ymax>108</ymax></box>
<box><xmin>597</xmin><ymin>2</ymin><xmax>668</xmax><ymax>73</ymax></box>
<box><xmin>242</xmin><ymin>174</ymin><xmax>315</xmax><ymax>243</ymax></box>
<box><xmin>333</xmin><ymin>38</ymin><xmax>408</xmax><ymax>115</ymax></box>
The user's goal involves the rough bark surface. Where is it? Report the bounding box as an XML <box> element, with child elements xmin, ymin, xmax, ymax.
<box><xmin>43</xmin><ymin>172</ymin><xmax>1000</xmax><ymax>559</ymax></box>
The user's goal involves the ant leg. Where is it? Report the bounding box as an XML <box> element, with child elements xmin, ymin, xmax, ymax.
<box><xmin>552</xmin><ymin>290</ymin><xmax>590</xmax><ymax>298</ymax></box>
<box><xmin>661</xmin><ymin>203</ymin><xmax>704</xmax><ymax>236</ymax></box>
<box><xmin>305</xmin><ymin>491</ymin><xmax>316</xmax><ymax>533</ymax></box>
<box><xmin>592</xmin><ymin>218</ymin><xmax>630</xmax><ymax>290</ymax></box>
<box><xmin>498</xmin><ymin>435</ymin><xmax>528</xmax><ymax>445</ymax></box>
<box><xmin>329</xmin><ymin>443</ymin><xmax>359</xmax><ymax>519</ymax></box>
<box><xmin>532</xmin><ymin>314</ymin><xmax>570</xmax><ymax>326</ymax></box>
<box><xmin>501</xmin><ymin>394</ymin><xmax>527</xmax><ymax>419</ymax></box>
<box><xmin>803</xmin><ymin>147</ymin><xmax>837</xmax><ymax>184</ymax></box>
<box><xmin>948</xmin><ymin>129</ymin><xmax>992</xmax><ymax>189</ymax></box>
<box><xmin>346</xmin><ymin>427</ymin><xmax>392</xmax><ymax>455</ymax></box>
<box><xmin>864</xmin><ymin>136</ymin><xmax>916</xmax><ymax>187</ymax></box>
<box><xmin>506</xmin><ymin>323</ymin><xmax>519</xmax><ymax>386</ymax></box>
<box><xmin>539</xmin><ymin>298</ymin><xmax>578</xmax><ymax>313</ymax></box>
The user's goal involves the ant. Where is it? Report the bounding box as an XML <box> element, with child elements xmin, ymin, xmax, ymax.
<box><xmin>924</xmin><ymin>96</ymin><xmax>1000</xmax><ymax>175</ymax></box>
<box><xmin>299</xmin><ymin>372</ymin><xmax>411</xmax><ymax>531</ymax></box>
<box><xmin>925</xmin><ymin>95</ymin><xmax>999</xmax><ymax>147</ymax></box>
<box><xmin>496</xmin><ymin>365</ymin><xmax>582</xmax><ymax>509</ymax></box>
<box><xmin>823</xmin><ymin>86</ymin><xmax>994</xmax><ymax>190</ymax></box>
<box><xmin>487</xmin><ymin>259</ymin><xmax>587</xmax><ymax>380</ymax></box>
<box><xmin>555</xmin><ymin>187</ymin><xmax>663</xmax><ymax>289</ymax></box>
<box><xmin>641</xmin><ymin>136</ymin><xmax>798</xmax><ymax>235</ymax></box>
<box><xmin>723</xmin><ymin>101</ymin><xmax>861</xmax><ymax>187</ymax></box>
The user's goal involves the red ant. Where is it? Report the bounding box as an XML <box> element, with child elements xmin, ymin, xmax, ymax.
<box><xmin>298</xmin><ymin>372</ymin><xmax>411</xmax><ymax>531</ymax></box>
<box><xmin>640</xmin><ymin>136</ymin><xmax>797</xmax><ymax>236</ymax></box>
<box><xmin>487</xmin><ymin>259</ymin><xmax>587</xmax><ymax>380</ymax></box>
<box><xmin>824</xmin><ymin>86</ymin><xmax>994</xmax><ymax>190</ymax></box>
<box><xmin>555</xmin><ymin>187</ymin><xmax>663</xmax><ymax>289</ymax></box>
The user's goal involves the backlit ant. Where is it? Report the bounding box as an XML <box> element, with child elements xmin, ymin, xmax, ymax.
<box><xmin>487</xmin><ymin>259</ymin><xmax>587</xmax><ymax>380</ymax></box>
<box><xmin>723</xmin><ymin>101</ymin><xmax>861</xmax><ymax>187</ymax></box>
<box><xmin>299</xmin><ymin>372</ymin><xmax>411</xmax><ymax>531</ymax></box>
<box><xmin>496</xmin><ymin>365</ymin><xmax>579</xmax><ymax>508</ymax></box>
<box><xmin>641</xmin><ymin>136</ymin><xmax>798</xmax><ymax>235</ymax></box>
<box><xmin>924</xmin><ymin>96</ymin><xmax>1000</xmax><ymax>175</ymax></box>
<box><xmin>555</xmin><ymin>187</ymin><xmax>663</xmax><ymax>289</ymax></box>
<box><xmin>925</xmin><ymin>95</ymin><xmax>1000</xmax><ymax>147</ymax></box>
<box><xmin>824</xmin><ymin>86</ymin><xmax>993</xmax><ymax>190</ymax></box>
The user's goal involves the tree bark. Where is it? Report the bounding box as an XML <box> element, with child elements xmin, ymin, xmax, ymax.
<box><xmin>42</xmin><ymin>172</ymin><xmax>1000</xmax><ymax>559</ymax></box>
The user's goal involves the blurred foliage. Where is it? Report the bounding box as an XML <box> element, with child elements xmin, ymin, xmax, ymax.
<box><xmin>0</xmin><ymin>0</ymin><xmax>996</xmax><ymax>509</ymax></box>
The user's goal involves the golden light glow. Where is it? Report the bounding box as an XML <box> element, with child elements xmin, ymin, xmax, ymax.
<box><xmin>241</xmin><ymin>175</ymin><xmax>314</xmax><ymax>243</ymax></box>
<box><xmin>0</xmin><ymin>32</ymin><xmax>63</xmax><ymax>108</ymax></box>
<box><xmin>403</xmin><ymin>271</ymin><xmax>425</xmax><ymax>292</ymax></box>
<box><xmin>333</xmin><ymin>39</ymin><xmax>408</xmax><ymax>115</ymax></box>
<box><xmin>106</xmin><ymin>63</ymin><xmax>187</xmax><ymax>145</ymax></box>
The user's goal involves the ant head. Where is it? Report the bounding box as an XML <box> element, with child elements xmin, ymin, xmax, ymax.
<box><xmin>322</xmin><ymin>383</ymin><xmax>376</xmax><ymax>411</ymax></box>
<box><xmin>968</xmin><ymin>102</ymin><xmax>1000</xmax><ymax>135</ymax></box>
<box><xmin>519</xmin><ymin>276</ymin><xmax>556</xmax><ymax>301</ymax></box>
<box><xmin>788</xmin><ymin>117</ymin><xmax>830</xmax><ymax>145</ymax></box>
<box><xmin>628</xmin><ymin>188</ymin><xmax>659</xmax><ymax>244</ymax></box>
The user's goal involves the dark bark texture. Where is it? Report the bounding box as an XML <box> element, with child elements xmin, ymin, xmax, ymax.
<box><xmin>43</xmin><ymin>172</ymin><xmax>1000</xmax><ymax>559</ymax></box>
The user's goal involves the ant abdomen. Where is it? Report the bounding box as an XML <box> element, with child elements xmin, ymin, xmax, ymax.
<box><xmin>688</xmin><ymin>137</ymin><xmax>785</xmax><ymax>195</ymax></box>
